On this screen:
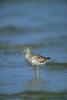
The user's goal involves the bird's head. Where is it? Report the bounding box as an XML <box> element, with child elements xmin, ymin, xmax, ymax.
<box><xmin>23</xmin><ymin>47</ymin><xmax>31</xmax><ymax>55</ymax></box>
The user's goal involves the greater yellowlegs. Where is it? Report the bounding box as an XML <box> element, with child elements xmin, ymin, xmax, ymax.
<box><xmin>23</xmin><ymin>47</ymin><xmax>50</xmax><ymax>79</ymax></box>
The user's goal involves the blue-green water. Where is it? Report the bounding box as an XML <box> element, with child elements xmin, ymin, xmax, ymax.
<box><xmin>0</xmin><ymin>0</ymin><xmax>67</xmax><ymax>100</ymax></box>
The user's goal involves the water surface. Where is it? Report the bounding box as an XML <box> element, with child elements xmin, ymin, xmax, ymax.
<box><xmin>0</xmin><ymin>0</ymin><xmax>67</xmax><ymax>100</ymax></box>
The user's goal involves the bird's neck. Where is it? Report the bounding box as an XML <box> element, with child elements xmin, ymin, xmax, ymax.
<box><xmin>25</xmin><ymin>52</ymin><xmax>31</xmax><ymax>59</ymax></box>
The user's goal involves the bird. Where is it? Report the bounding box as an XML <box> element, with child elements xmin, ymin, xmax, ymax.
<box><xmin>23</xmin><ymin>47</ymin><xmax>50</xmax><ymax>79</ymax></box>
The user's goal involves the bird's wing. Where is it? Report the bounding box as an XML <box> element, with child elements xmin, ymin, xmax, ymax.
<box><xmin>31</xmin><ymin>54</ymin><xmax>49</xmax><ymax>63</ymax></box>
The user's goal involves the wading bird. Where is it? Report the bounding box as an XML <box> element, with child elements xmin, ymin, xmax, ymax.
<box><xmin>23</xmin><ymin>47</ymin><xmax>50</xmax><ymax>79</ymax></box>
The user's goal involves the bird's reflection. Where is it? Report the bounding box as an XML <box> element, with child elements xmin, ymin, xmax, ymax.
<box><xmin>25</xmin><ymin>78</ymin><xmax>48</xmax><ymax>91</ymax></box>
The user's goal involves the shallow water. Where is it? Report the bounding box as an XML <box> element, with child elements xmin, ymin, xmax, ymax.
<box><xmin>0</xmin><ymin>0</ymin><xmax>67</xmax><ymax>100</ymax></box>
